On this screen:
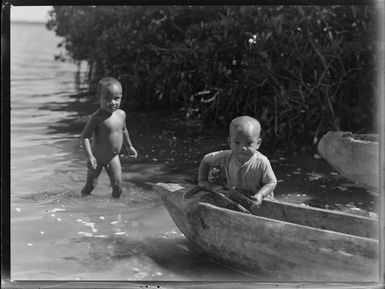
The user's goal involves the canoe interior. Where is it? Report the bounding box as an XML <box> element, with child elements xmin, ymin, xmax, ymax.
<box><xmin>156</xmin><ymin>183</ymin><xmax>378</xmax><ymax>239</ymax></box>
<box><xmin>349</xmin><ymin>133</ymin><xmax>378</xmax><ymax>142</ymax></box>
<box><xmin>227</xmin><ymin>190</ymin><xmax>378</xmax><ymax>239</ymax></box>
<box><xmin>182</xmin><ymin>184</ymin><xmax>379</xmax><ymax>239</ymax></box>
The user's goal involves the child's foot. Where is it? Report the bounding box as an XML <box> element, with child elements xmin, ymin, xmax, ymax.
<box><xmin>81</xmin><ymin>188</ymin><xmax>91</xmax><ymax>197</ymax></box>
<box><xmin>112</xmin><ymin>189</ymin><xmax>122</xmax><ymax>199</ymax></box>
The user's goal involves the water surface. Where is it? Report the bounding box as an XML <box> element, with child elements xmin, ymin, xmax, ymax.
<box><xmin>10</xmin><ymin>21</ymin><xmax>378</xmax><ymax>281</ymax></box>
<box><xmin>10</xmin><ymin>22</ymin><xmax>253</xmax><ymax>281</ymax></box>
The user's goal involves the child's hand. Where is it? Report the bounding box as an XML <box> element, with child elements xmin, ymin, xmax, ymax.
<box><xmin>127</xmin><ymin>146</ymin><xmax>138</xmax><ymax>158</ymax></box>
<box><xmin>251</xmin><ymin>193</ymin><xmax>263</xmax><ymax>208</ymax></box>
<box><xmin>87</xmin><ymin>156</ymin><xmax>98</xmax><ymax>169</ymax></box>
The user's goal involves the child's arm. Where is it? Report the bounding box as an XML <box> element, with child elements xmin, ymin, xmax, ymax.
<box><xmin>198</xmin><ymin>159</ymin><xmax>211</xmax><ymax>190</ymax></box>
<box><xmin>122</xmin><ymin>112</ymin><xmax>137</xmax><ymax>158</ymax></box>
<box><xmin>198</xmin><ymin>151</ymin><xmax>229</xmax><ymax>190</ymax></box>
<box><xmin>251</xmin><ymin>159</ymin><xmax>277</xmax><ymax>206</ymax></box>
<box><xmin>252</xmin><ymin>182</ymin><xmax>277</xmax><ymax>206</ymax></box>
<box><xmin>81</xmin><ymin>115</ymin><xmax>98</xmax><ymax>169</ymax></box>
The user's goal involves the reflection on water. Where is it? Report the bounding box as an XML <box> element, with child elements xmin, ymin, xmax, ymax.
<box><xmin>10</xmin><ymin>22</ymin><xmax>378</xmax><ymax>281</ymax></box>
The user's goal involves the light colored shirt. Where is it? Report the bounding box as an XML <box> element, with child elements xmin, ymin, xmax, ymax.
<box><xmin>202</xmin><ymin>150</ymin><xmax>277</xmax><ymax>197</ymax></box>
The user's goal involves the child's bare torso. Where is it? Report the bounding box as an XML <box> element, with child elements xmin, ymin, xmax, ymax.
<box><xmin>92</xmin><ymin>109</ymin><xmax>125</xmax><ymax>165</ymax></box>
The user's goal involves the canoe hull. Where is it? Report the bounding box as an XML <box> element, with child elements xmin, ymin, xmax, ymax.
<box><xmin>318</xmin><ymin>131</ymin><xmax>379</xmax><ymax>190</ymax></box>
<box><xmin>155</xmin><ymin>183</ymin><xmax>379</xmax><ymax>281</ymax></box>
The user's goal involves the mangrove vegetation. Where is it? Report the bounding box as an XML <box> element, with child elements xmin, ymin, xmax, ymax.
<box><xmin>46</xmin><ymin>5</ymin><xmax>378</xmax><ymax>148</ymax></box>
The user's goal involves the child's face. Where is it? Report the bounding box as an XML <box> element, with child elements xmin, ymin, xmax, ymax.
<box><xmin>229</xmin><ymin>128</ymin><xmax>261</xmax><ymax>163</ymax></box>
<box><xmin>99</xmin><ymin>83</ymin><xmax>122</xmax><ymax>113</ymax></box>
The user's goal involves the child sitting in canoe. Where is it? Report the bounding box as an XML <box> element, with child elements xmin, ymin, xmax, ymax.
<box><xmin>198</xmin><ymin>116</ymin><xmax>277</xmax><ymax>206</ymax></box>
<box><xmin>80</xmin><ymin>77</ymin><xmax>138</xmax><ymax>198</ymax></box>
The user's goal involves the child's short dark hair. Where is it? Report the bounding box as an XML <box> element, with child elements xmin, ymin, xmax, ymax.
<box><xmin>97</xmin><ymin>77</ymin><xmax>121</xmax><ymax>96</ymax></box>
<box><xmin>230</xmin><ymin>115</ymin><xmax>261</xmax><ymax>137</ymax></box>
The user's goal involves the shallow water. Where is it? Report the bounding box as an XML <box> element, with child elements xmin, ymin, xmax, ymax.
<box><xmin>10</xmin><ymin>22</ymin><xmax>253</xmax><ymax>281</ymax></box>
<box><xmin>10</xmin><ymin>22</ymin><xmax>378</xmax><ymax>281</ymax></box>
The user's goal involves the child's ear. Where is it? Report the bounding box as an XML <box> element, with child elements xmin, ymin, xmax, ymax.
<box><xmin>227</xmin><ymin>137</ymin><xmax>231</xmax><ymax>145</ymax></box>
<box><xmin>256</xmin><ymin>138</ymin><xmax>262</xmax><ymax>148</ymax></box>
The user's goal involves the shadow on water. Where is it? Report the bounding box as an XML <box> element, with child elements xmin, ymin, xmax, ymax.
<box><xmin>71</xmin><ymin>234</ymin><xmax>252</xmax><ymax>280</ymax></box>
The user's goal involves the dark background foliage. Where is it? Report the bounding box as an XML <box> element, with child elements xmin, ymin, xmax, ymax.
<box><xmin>47</xmin><ymin>5</ymin><xmax>378</xmax><ymax>148</ymax></box>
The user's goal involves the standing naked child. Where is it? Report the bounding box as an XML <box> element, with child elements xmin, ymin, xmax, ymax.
<box><xmin>81</xmin><ymin>77</ymin><xmax>138</xmax><ymax>198</ymax></box>
<box><xmin>198</xmin><ymin>115</ymin><xmax>277</xmax><ymax>206</ymax></box>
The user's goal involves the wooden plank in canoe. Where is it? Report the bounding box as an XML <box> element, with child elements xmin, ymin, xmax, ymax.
<box><xmin>227</xmin><ymin>189</ymin><xmax>378</xmax><ymax>239</ymax></box>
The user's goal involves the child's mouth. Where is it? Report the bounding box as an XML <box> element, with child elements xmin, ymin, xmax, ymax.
<box><xmin>237</xmin><ymin>153</ymin><xmax>250</xmax><ymax>159</ymax></box>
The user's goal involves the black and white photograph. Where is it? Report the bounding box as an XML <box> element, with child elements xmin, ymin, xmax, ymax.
<box><xmin>3</xmin><ymin>2</ymin><xmax>384</xmax><ymax>287</ymax></box>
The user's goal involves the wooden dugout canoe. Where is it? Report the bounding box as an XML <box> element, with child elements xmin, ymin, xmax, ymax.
<box><xmin>154</xmin><ymin>183</ymin><xmax>379</xmax><ymax>282</ymax></box>
<box><xmin>317</xmin><ymin>131</ymin><xmax>379</xmax><ymax>190</ymax></box>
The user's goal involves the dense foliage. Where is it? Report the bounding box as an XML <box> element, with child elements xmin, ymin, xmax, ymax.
<box><xmin>47</xmin><ymin>5</ymin><xmax>378</xmax><ymax>148</ymax></box>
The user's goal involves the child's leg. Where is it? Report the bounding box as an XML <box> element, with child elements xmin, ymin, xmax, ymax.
<box><xmin>105</xmin><ymin>155</ymin><xmax>122</xmax><ymax>198</ymax></box>
<box><xmin>81</xmin><ymin>164</ymin><xmax>103</xmax><ymax>196</ymax></box>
